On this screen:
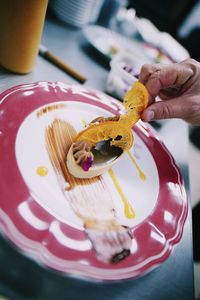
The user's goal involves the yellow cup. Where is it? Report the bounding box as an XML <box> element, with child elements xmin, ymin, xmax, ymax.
<box><xmin>0</xmin><ymin>0</ymin><xmax>48</xmax><ymax>74</ymax></box>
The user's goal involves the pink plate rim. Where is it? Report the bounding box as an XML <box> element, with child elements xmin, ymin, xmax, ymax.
<box><xmin>0</xmin><ymin>81</ymin><xmax>188</xmax><ymax>281</ymax></box>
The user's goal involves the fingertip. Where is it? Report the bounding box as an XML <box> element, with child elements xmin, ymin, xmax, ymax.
<box><xmin>141</xmin><ymin>109</ymin><xmax>155</xmax><ymax>122</ymax></box>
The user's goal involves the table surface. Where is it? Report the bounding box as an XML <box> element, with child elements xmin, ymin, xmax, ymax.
<box><xmin>0</xmin><ymin>14</ymin><xmax>194</xmax><ymax>300</ymax></box>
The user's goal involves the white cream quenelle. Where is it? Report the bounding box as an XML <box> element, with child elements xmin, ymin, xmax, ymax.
<box><xmin>67</xmin><ymin>81</ymin><xmax>148</xmax><ymax>179</ymax></box>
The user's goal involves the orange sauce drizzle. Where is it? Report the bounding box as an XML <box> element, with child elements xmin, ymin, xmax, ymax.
<box><xmin>108</xmin><ymin>168</ymin><xmax>135</xmax><ymax>219</ymax></box>
<box><xmin>127</xmin><ymin>150</ymin><xmax>146</xmax><ymax>181</ymax></box>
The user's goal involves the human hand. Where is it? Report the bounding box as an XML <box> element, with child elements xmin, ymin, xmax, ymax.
<box><xmin>139</xmin><ymin>59</ymin><xmax>200</xmax><ymax>124</ymax></box>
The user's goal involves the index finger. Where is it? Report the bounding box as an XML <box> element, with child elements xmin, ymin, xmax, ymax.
<box><xmin>139</xmin><ymin>62</ymin><xmax>194</xmax><ymax>100</ymax></box>
<box><xmin>139</xmin><ymin>63</ymin><xmax>162</xmax><ymax>84</ymax></box>
<box><xmin>139</xmin><ymin>64</ymin><xmax>163</xmax><ymax>103</ymax></box>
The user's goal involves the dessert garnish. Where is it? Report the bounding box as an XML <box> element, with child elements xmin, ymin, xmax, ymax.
<box><xmin>67</xmin><ymin>81</ymin><xmax>148</xmax><ymax>178</ymax></box>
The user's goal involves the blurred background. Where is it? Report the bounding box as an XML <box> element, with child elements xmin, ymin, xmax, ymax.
<box><xmin>127</xmin><ymin>0</ymin><xmax>200</xmax><ymax>61</ymax></box>
<box><xmin>49</xmin><ymin>0</ymin><xmax>200</xmax><ymax>61</ymax></box>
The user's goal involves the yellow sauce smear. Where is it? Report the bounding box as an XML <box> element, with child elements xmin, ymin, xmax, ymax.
<box><xmin>127</xmin><ymin>150</ymin><xmax>146</xmax><ymax>181</ymax></box>
<box><xmin>108</xmin><ymin>168</ymin><xmax>135</xmax><ymax>219</ymax></box>
<box><xmin>36</xmin><ymin>166</ymin><xmax>48</xmax><ymax>176</ymax></box>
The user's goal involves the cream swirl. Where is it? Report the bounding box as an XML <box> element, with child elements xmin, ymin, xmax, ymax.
<box><xmin>72</xmin><ymin>140</ymin><xmax>93</xmax><ymax>166</ymax></box>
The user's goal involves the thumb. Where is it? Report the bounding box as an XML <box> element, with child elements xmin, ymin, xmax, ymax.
<box><xmin>141</xmin><ymin>97</ymin><xmax>189</xmax><ymax>122</ymax></box>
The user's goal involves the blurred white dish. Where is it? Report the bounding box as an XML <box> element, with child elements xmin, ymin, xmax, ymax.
<box><xmin>106</xmin><ymin>51</ymin><xmax>143</xmax><ymax>99</ymax></box>
<box><xmin>83</xmin><ymin>25</ymin><xmax>152</xmax><ymax>61</ymax></box>
<box><xmin>50</xmin><ymin>0</ymin><xmax>104</xmax><ymax>27</ymax></box>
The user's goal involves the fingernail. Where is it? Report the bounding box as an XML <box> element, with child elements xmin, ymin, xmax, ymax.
<box><xmin>145</xmin><ymin>110</ymin><xmax>155</xmax><ymax>122</ymax></box>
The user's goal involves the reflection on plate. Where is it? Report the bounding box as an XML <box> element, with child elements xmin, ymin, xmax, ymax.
<box><xmin>0</xmin><ymin>82</ymin><xmax>187</xmax><ymax>280</ymax></box>
<box><xmin>83</xmin><ymin>25</ymin><xmax>152</xmax><ymax>63</ymax></box>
